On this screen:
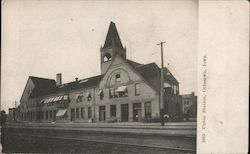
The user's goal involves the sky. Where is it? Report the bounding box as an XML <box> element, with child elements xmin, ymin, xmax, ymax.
<box><xmin>1</xmin><ymin>0</ymin><xmax>197</xmax><ymax>112</ymax></box>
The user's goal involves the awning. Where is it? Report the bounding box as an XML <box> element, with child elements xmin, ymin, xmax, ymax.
<box><xmin>56</xmin><ymin>109</ymin><xmax>67</xmax><ymax>117</ymax></box>
<box><xmin>86</xmin><ymin>92</ymin><xmax>90</xmax><ymax>97</ymax></box>
<box><xmin>75</xmin><ymin>93</ymin><xmax>83</xmax><ymax>99</ymax></box>
<box><xmin>116</xmin><ymin>86</ymin><xmax>127</xmax><ymax>92</ymax></box>
<box><xmin>44</xmin><ymin>98</ymin><xmax>51</xmax><ymax>104</ymax></box>
<box><xmin>63</xmin><ymin>95</ymin><xmax>68</xmax><ymax>100</ymax></box>
<box><xmin>97</xmin><ymin>90</ymin><xmax>103</xmax><ymax>96</ymax></box>
<box><xmin>40</xmin><ymin>100</ymin><xmax>44</xmax><ymax>104</ymax></box>
<box><xmin>164</xmin><ymin>82</ymin><xmax>171</xmax><ymax>88</ymax></box>
<box><xmin>48</xmin><ymin>97</ymin><xmax>55</xmax><ymax>103</ymax></box>
<box><xmin>58</xmin><ymin>96</ymin><xmax>63</xmax><ymax>101</ymax></box>
<box><xmin>54</xmin><ymin>96</ymin><xmax>60</xmax><ymax>102</ymax></box>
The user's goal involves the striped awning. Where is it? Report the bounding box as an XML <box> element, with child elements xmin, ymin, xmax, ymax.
<box><xmin>56</xmin><ymin>109</ymin><xmax>67</xmax><ymax>117</ymax></box>
<box><xmin>97</xmin><ymin>90</ymin><xmax>103</xmax><ymax>96</ymax></box>
<box><xmin>116</xmin><ymin>86</ymin><xmax>127</xmax><ymax>92</ymax></box>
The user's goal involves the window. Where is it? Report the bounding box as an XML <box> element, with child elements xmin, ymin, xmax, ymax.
<box><xmin>46</xmin><ymin>111</ymin><xmax>48</xmax><ymax>120</ymax></box>
<box><xmin>103</xmin><ymin>53</ymin><xmax>112</xmax><ymax>62</ymax></box>
<box><xmin>184</xmin><ymin>101</ymin><xmax>189</xmax><ymax>105</ymax></box>
<box><xmin>145</xmin><ymin>102</ymin><xmax>152</xmax><ymax>119</ymax></box>
<box><xmin>76</xmin><ymin>108</ymin><xmax>79</xmax><ymax>119</ymax></box>
<box><xmin>109</xmin><ymin>87</ymin><xmax>128</xmax><ymax>98</ymax></box>
<box><xmin>87</xmin><ymin>92</ymin><xmax>92</xmax><ymax>101</ymax></box>
<box><xmin>81</xmin><ymin>107</ymin><xmax>84</xmax><ymax>119</ymax></box>
<box><xmin>98</xmin><ymin>90</ymin><xmax>104</xmax><ymax>100</ymax></box>
<box><xmin>115</xmin><ymin>74</ymin><xmax>121</xmax><ymax>83</ymax></box>
<box><xmin>135</xmin><ymin>83</ymin><xmax>140</xmax><ymax>95</ymax></box>
<box><xmin>88</xmin><ymin>107</ymin><xmax>92</xmax><ymax>119</ymax></box>
<box><xmin>109</xmin><ymin>88</ymin><xmax>118</xmax><ymax>98</ymax></box>
<box><xmin>49</xmin><ymin>110</ymin><xmax>52</xmax><ymax>119</ymax></box>
<box><xmin>76</xmin><ymin>93</ymin><xmax>83</xmax><ymax>103</ymax></box>
<box><xmin>164</xmin><ymin>87</ymin><xmax>172</xmax><ymax>94</ymax></box>
<box><xmin>41</xmin><ymin>111</ymin><xmax>44</xmax><ymax>120</ymax></box>
<box><xmin>110</xmin><ymin>105</ymin><xmax>116</xmax><ymax>117</ymax></box>
<box><xmin>173</xmin><ymin>85</ymin><xmax>177</xmax><ymax>94</ymax></box>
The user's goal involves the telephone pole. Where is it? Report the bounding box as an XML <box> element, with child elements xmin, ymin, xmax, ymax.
<box><xmin>157</xmin><ymin>41</ymin><xmax>166</xmax><ymax>126</ymax></box>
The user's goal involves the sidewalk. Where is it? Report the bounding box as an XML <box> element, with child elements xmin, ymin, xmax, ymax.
<box><xmin>5</xmin><ymin>122</ymin><xmax>197</xmax><ymax>137</ymax></box>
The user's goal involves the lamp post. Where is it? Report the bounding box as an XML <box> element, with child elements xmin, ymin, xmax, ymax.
<box><xmin>157</xmin><ymin>41</ymin><xmax>166</xmax><ymax>126</ymax></box>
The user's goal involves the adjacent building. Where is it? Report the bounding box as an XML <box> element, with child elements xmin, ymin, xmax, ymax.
<box><xmin>181</xmin><ymin>92</ymin><xmax>197</xmax><ymax>121</ymax></box>
<box><xmin>17</xmin><ymin>22</ymin><xmax>182</xmax><ymax>123</ymax></box>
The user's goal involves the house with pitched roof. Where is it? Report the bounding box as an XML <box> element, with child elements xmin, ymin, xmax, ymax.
<box><xmin>18</xmin><ymin>22</ymin><xmax>182</xmax><ymax>123</ymax></box>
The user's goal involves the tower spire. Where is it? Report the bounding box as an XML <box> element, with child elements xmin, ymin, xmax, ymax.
<box><xmin>103</xmin><ymin>21</ymin><xmax>123</xmax><ymax>49</ymax></box>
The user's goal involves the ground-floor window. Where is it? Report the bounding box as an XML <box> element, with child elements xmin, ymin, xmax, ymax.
<box><xmin>71</xmin><ymin>108</ymin><xmax>75</xmax><ymax>121</ymax></box>
<box><xmin>110</xmin><ymin>105</ymin><xmax>116</xmax><ymax>117</ymax></box>
<box><xmin>53</xmin><ymin>110</ymin><xmax>56</xmax><ymax>121</ymax></box>
<box><xmin>41</xmin><ymin>111</ymin><xmax>44</xmax><ymax>120</ymax></box>
<box><xmin>81</xmin><ymin>107</ymin><xmax>84</xmax><ymax>119</ymax></box>
<box><xmin>76</xmin><ymin>108</ymin><xmax>79</xmax><ymax>119</ymax></box>
<box><xmin>49</xmin><ymin>110</ymin><xmax>52</xmax><ymax>119</ymax></box>
<box><xmin>133</xmin><ymin>103</ymin><xmax>142</xmax><ymax>122</ymax></box>
<box><xmin>99</xmin><ymin>106</ymin><xmax>106</xmax><ymax>121</ymax></box>
<box><xmin>88</xmin><ymin>107</ymin><xmax>92</xmax><ymax>119</ymax></box>
<box><xmin>46</xmin><ymin>111</ymin><xmax>48</xmax><ymax>120</ymax></box>
<box><xmin>145</xmin><ymin>101</ymin><xmax>152</xmax><ymax>119</ymax></box>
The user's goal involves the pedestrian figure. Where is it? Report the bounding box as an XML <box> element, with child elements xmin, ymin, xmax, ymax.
<box><xmin>163</xmin><ymin>114</ymin><xmax>169</xmax><ymax>123</ymax></box>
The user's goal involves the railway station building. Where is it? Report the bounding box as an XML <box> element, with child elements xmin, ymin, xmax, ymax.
<box><xmin>18</xmin><ymin>22</ymin><xmax>182</xmax><ymax>123</ymax></box>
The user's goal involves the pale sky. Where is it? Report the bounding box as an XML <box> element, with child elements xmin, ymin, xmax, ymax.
<box><xmin>1</xmin><ymin>0</ymin><xmax>197</xmax><ymax>112</ymax></box>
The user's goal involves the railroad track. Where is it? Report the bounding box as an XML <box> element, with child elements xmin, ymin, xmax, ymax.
<box><xmin>7</xmin><ymin>132</ymin><xmax>196</xmax><ymax>153</ymax></box>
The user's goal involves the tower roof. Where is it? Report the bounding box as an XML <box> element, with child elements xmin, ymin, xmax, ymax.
<box><xmin>103</xmin><ymin>22</ymin><xmax>123</xmax><ymax>49</ymax></box>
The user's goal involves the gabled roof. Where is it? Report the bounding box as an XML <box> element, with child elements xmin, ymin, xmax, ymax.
<box><xmin>29</xmin><ymin>75</ymin><xmax>103</xmax><ymax>97</ymax></box>
<box><xmin>29</xmin><ymin>76</ymin><xmax>56</xmax><ymax>96</ymax></box>
<box><xmin>126</xmin><ymin>59</ymin><xmax>179</xmax><ymax>93</ymax></box>
<box><xmin>103</xmin><ymin>22</ymin><xmax>123</xmax><ymax>49</ymax></box>
<box><xmin>126</xmin><ymin>59</ymin><xmax>142</xmax><ymax>67</ymax></box>
<box><xmin>56</xmin><ymin>75</ymin><xmax>103</xmax><ymax>92</ymax></box>
<box><xmin>30</xmin><ymin>76</ymin><xmax>56</xmax><ymax>89</ymax></box>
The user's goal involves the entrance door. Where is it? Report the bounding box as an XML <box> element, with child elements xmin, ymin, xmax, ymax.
<box><xmin>99</xmin><ymin>106</ymin><xmax>106</xmax><ymax>121</ymax></box>
<box><xmin>133</xmin><ymin>103</ymin><xmax>142</xmax><ymax>122</ymax></box>
<box><xmin>121</xmin><ymin>104</ymin><xmax>129</xmax><ymax>122</ymax></box>
<box><xmin>71</xmin><ymin>108</ymin><xmax>75</xmax><ymax>121</ymax></box>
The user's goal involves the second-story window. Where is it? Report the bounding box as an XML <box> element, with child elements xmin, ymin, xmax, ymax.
<box><xmin>135</xmin><ymin>83</ymin><xmax>140</xmax><ymax>96</ymax></box>
<box><xmin>109</xmin><ymin>88</ymin><xmax>118</xmax><ymax>98</ymax></box>
<box><xmin>98</xmin><ymin>90</ymin><xmax>104</xmax><ymax>100</ymax></box>
<box><xmin>110</xmin><ymin>86</ymin><xmax>128</xmax><ymax>98</ymax></box>
<box><xmin>115</xmin><ymin>74</ymin><xmax>121</xmax><ymax>83</ymax></box>
<box><xmin>86</xmin><ymin>92</ymin><xmax>92</xmax><ymax>101</ymax></box>
<box><xmin>173</xmin><ymin>85</ymin><xmax>177</xmax><ymax>94</ymax></box>
<box><xmin>76</xmin><ymin>93</ymin><xmax>83</xmax><ymax>103</ymax></box>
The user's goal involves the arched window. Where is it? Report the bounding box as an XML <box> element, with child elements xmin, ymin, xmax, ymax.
<box><xmin>103</xmin><ymin>53</ymin><xmax>112</xmax><ymax>62</ymax></box>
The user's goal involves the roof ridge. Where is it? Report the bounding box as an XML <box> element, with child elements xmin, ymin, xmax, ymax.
<box><xmin>29</xmin><ymin>76</ymin><xmax>55</xmax><ymax>81</ymax></box>
<box><xmin>61</xmin><ymin>74</ymin><xmax>103</xmax><ymax>85</ymax></box>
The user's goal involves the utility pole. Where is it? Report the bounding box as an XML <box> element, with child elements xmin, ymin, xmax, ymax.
<box><xmin>157</xmin><ymin>41</ymin><xmax>166</xmax><ymax>126</ymax></box>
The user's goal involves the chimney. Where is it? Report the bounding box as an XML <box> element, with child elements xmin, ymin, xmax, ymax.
<box><xmin>56</xmin><ymin>73</ymin><xmax>62</xmax><ymax>86</ymax></box>
<box><xmin>75</xmin><ymin>77</ymin><xmax>78</xmax><ymax>82</ymax></box>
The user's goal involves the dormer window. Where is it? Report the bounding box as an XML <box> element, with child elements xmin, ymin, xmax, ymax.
<box><xmin>103</xmin><ymin>53</ymin><xmax>112</xmax><ymax>62</ymax></box>
<box><xmin>115</xmin><ymin>74</ymin><xmax>121</xmax><ymax>83</ymax></box>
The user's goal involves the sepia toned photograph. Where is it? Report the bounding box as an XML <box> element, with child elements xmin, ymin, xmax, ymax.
<box><xmin>1</xmin><ymin>0</ymin><xmax>199</xmax><ymax>153</ymax></box>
